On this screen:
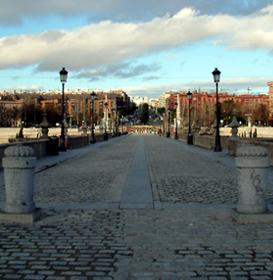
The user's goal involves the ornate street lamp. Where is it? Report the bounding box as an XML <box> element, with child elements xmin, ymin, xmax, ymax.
<box><xmin>212</xmin><ymin>68</ymin><xmax>222</xmax><ymax>152</ymax></box>
<box><xmin>187</xmin><ymin>91</ymin><xmax>193</xmax><ymax>145</ymax></box>
<box><xmin>90</xmin><ymin>91</ymin><xmax>96</xmax><ymax>144</ymax></box>
<box><xmin>59</xmin><ymin>67</ymin><xmax>68</xmax><ymax>151</ymax></box>
<box><xmin>174</xmin><ymin>101</ymin><xmax>178</xmax><ymax>139</ymax></box>
<box><xmin>167</xmin><ymin>107</ymin><xmax>170</xmax><ymax>138</ymax></box>
<box><xmin>104</xmin><ymin>102</ymin><xmax>108</xmax><ymax>141</ymax></box>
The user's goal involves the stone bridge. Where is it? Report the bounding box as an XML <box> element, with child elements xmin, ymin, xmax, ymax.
<box><xmin>1</xmin><ymin>134</ymin><xmax>273</xmax><ymax>279</ymax></box>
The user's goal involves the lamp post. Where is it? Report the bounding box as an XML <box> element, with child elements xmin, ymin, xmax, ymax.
<box><xmin>118</xmin><ymin>113</ymin><xmax>121</xmax><ymax>136</ymax></box>
<box><xmin>90</xmin><ymin>91</ymin><xmax>96</xmax><ymax>144</ymax></box>
<box><xmin>167</xmin><ymin>107</ymin><xmax>170</xmax><ymax>138</ymax></box>
<box><xmin>212</xmin><ymin>68</ymin><xmax>222</xmax><ymax>152</ymax></box>
<box><xmin>104</xmin><ymin>102</ymin><xmax>108</xmax><ymax>141</ymax></box>
<box><xmin>115</xmin><ymin>110</ymin><xmax>118</xmax><ymax>136</ymax></box>
<box><xmin>113</xmin><ymin>108</ymin><xmax>118</xmax><ymax>136</ymax></box>
<box><xmin>174</xmin><ymin>101</ymin><xmax>178</xmax><ymax>139</ymax></box>
<box><xmin>59</xmin><ymin>67</ymin><xmax>68</xmax><ymax>151</ymax></box>
<box><xmin>187</xmin><ymin>90</ymin><xmax>193</xmax><ymax>145</ymax></box>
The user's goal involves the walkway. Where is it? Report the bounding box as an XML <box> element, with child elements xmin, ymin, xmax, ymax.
<box><xmin>1</xmin><ymin>134</ymin><xmax>273</xmax><ymax>279</ymax></box>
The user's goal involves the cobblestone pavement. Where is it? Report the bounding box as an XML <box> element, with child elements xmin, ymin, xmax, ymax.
<box><xmin>0</xmin><ymin>136</ymin><xmax>138</xmax><ymax>204</ymax></box>
<box><xmin>144</xmin><ymin>136</ymin><xmax>273</xmax><ymax>204</ymax></box>
<box><xmin>1</xmin><ymin>134</ymin><xmax>273</xmax><ymax>279</ymax></box>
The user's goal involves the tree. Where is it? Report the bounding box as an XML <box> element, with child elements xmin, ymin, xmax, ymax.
<box><xmin>221</xmin><ymin>100</ymin><xmax>235</xmax><ymax>126</ymax></box>
<box><xmin>45</xmin><ymin>107</ymin><xmax>62</xmax><ymax>126</ymax></box>
<box><xmin>140</xmin><ymin>103</ymin><xmax>149</xmax><ymax>124</ymax></box>
<box><xmin>255</xmin><ymin>103</ymin><xmax>269</xmax><ymax>125</ymax></box>
<box><xmin>157</xmin><ymin>107</ymin><xmax>165</xmax><ymax>115</ymax></box>
<box><xmin>201</xmin><ymin>102</ymin><xmax>215</xmax><ymax>127</ymax></box>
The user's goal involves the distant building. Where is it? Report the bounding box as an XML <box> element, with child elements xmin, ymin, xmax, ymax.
<box><xmin>168</xmin><ymin>91</ymin><xmax>268</xmax><ymax>110</ymax></box>
<box><xmin>131</xmin><ymin>96</ymin><xmax>145</xmax><ymax>106</ymax></box>
<box><xmin>0</xmin><ymin>89</ymin><xmax>132</xmax><ymax>127</ymax></box>
<box><xmin>149</xmin><ymin>98</ymin><xmax>159</xmax><ymax>108</ymax></box>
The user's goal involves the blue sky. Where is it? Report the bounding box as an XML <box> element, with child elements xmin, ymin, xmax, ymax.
<box><xmin>1</xmin><ymin>0</ymin><xmax>273</xmax><ymax>98</ymax></box>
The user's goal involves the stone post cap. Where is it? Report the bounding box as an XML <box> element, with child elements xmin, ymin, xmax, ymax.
<box><xmin>228</xmin><ymin>109</ymin><xmax>240</xmax><ymax>128</ymax></box>
<box><xmin>236</xmin><ymin>145</ymin><xmax>268</xmax><ymax>157</ymax></box>
<box><xmin>4</xmin><ymin>144</ymin><xmax>35</xmax><ymax>157</ymax></box>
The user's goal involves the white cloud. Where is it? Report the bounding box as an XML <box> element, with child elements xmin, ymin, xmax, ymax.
<box><xmin>0</xmin><ymin>84</ymin><xmax>43</xmax><ymax>92</ymax></box>
<box><xmin>120</xmin><ymin>75</ymin><xmax>271</xmax><ymax>98</ymax></box>
<box><xmin>1</xmin><ymin>5</ymin><xmax>273</xmax><ymax>74</ymax></box>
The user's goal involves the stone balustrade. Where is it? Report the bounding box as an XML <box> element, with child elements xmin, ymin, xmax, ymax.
<box><xmin>0</xmin><ymin>132</ymin><xmax>121</xmax><ymax>169</ymax></box>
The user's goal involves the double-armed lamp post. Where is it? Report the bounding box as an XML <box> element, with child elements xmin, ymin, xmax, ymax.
<box><xmin>212</xmin><ymin>68</ymin><xmax>222</xmax><ymax>152</ymax></box>
<box><xmin>187</xmin><ymin>90</ymin><xmax>193</xmax><ymax>145</ymax></box>
<box><xmin>174</xmin><ymin>101</ymin><xmax>178</xmax><ymax>140</ymax></box>
<box><xmin>90</xmin><ymin>91</ymin><xmax>96</xmax><ymax>144</ymax></box>
<box><xmin>59</xmin><ymin>67</ymin><xmax>68</xmax><ymax>152</ymax></box>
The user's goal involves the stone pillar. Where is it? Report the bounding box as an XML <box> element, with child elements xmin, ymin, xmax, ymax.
<box><xmin>39</xmin><ymin>110</ymin><xmax>50</xmax><ymax>139</ymax></box>
<box><xmin>0</xmin><ymin>144</ymin><xmax>42</xmax><ymax>223</ymax></box>
<box><xmin>81</xmin><ymin>119</ymin><xmax>87</xmax><ymax>135</ymax></box>
<box><xmin>3</xmin><ymin>144</ymin><xmax>37</xmax><ymax>213</ymax></box>
<box><xmin>228</xmin><ymin>109</ymin><xmax>240</xmax><ymax>139</ymax></box>
<box><xmin>235</xmin><ymin>146</ymin><xmax>270</xmax><ymax>214</ymax></box>
<box><xmin>212</xmin><ymin>113</ymin><xmax>217</xmax><ymax>136</ymax></box>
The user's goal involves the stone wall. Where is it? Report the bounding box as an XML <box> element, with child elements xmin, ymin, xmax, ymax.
<box><xmin>229</xmin><ymin>138</ymin><xmax>273</xmax><ymax>166</ymax></box>
<box><xmin>0</xmin><ymin>133</ymin><xmax>117</xmax><ymax>169</ymax></box>
<box><xmin>169</xmin><ymin>132</ymin><xmax>229</xmax><ymax>150</ymax></box>
<box><xmin>66</xmin><ymin>136</ymin><xmax>89</xmax><ymax>149</ymax></box>
<box><xmin>0</xmin><ymin>127</ymin><xmax>99</xmax><ymax>144</ymax></box>
<box><xmin>0</xmin><ymin>139</ymin><xmax>49</xmax><ymax>168</ymax></box>
<box><xmin>194</xmin><ymin>134</ymin><xmax>229</xmax><ymax>150</ymax></box>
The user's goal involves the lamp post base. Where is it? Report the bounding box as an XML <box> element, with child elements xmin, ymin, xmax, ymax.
<box><xmin>103</xmin><ymin>133</ymin><xmax>108</xmax><ymax>141</ymax></box>
<box><xmin>187</xmin><ymin>134</ymin><xmax>193</xmax><ymax>145</ymax></box>
<box><xmin>59</xmin><ymin>144</ymin><xmax>66</xmax><ymax>152</ymax></box>
<box><xmin>90</xmin><ymin>137</ymin><xmax>96</xmax><ymax>144</ymax></box>
<box><xmin>214</xmin><ymin>146</ymin><xmax>222</xmax><ymax>152</ymax></box>
<box><xmin>214</xmin><ymin>136</ymin><xmax>222</xmax><ymax>152</ymax></box>
<box><xmin>175</xmin><ymin>133</ymin><xmax>178</xmax><ymax>140</ymax></box>
<box><xmin>166</xmin><ymin>132</ymin><xmax>170</xmax><ymax>138</ymax></box>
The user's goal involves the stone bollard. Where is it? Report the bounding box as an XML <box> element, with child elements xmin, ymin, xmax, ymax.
<box><xmin>39</xmin><ymin>110</ymin><xmax>50</xmax><ymax>139</ymax></box>
<box><xmin>0</xmin><ymin>144</ymin><xmax>41</xmax><ymax>223</ymax></box>
<box><xmin>228</xmin><ymin>109</ymin><xmax>240</xmax><ymax>139</ymax></box>
<box><xmin>235</xmin><ymin>145</ymin><xmax>270</xmax><ymax>214</ymax></box>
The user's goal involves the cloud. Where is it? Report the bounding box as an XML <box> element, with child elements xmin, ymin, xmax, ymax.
<box><xmin>0</xmin><ymin>84</ymin><xmax>42</xmax><ymax>92</ymax></box>
<box><xmin>120</xmin><ymin>75</ymin><xmax>271</xmax><ymax>98</ymax></box>
<box><xmin>181</xmin><ymin>76</ymin><xmax>271</xmax><ymax>94</ymax></box>
<box><xmin>163</xmin><ymin>53</ymin><xmax>179</xmax><ymax>59</ymax></box>
<box><xmin>74</xmin><ymin>62</ymin><xmax>161</xmax><ymax>81</ymax></box>
<box><xmin>143</xmin><ymin>76</ymin><xmax>161</xmax><ymax>81</ymax></box>
<box><xmin>0</xmin><ymin>0</ymin><xmax>271</xmax><ymax>26</ymax></box>
<box><xmin>1</xmin><ymin>4</ymin><xmax>273</xmax><ymax>74</ymax></box>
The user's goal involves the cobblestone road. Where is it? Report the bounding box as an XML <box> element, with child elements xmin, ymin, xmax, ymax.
<box><xmin>1</xmin><ymin>134</ymin><xmax>273</xmax><ymax>279</ymax></box>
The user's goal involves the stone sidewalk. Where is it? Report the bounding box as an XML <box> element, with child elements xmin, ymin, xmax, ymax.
<box><xmin>1</xmin><ymin>134</ymin><xmax>273</xmax><ymax>279</ymax></box>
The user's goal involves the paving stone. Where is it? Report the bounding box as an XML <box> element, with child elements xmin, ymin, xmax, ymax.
<box><xmin>3</xmin><ymin>275</ymin><xmax>22</xmax><ymax>279</ymax></box>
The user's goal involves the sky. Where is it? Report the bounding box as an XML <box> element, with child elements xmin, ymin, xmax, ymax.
<box><xmin>1</xmin><ymin>0</ymin><xmax>273</xmax><ymax>98</ymax></box>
